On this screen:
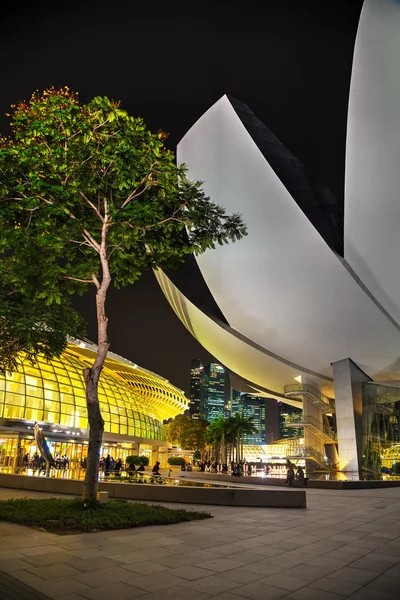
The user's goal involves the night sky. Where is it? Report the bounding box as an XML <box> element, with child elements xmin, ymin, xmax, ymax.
<box><xmin>0</xmin><ymin>0</ymin><xmax>363</xmax><ymax>395</ymax></box>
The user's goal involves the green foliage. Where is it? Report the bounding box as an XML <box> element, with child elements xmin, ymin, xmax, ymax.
<box><xmin>125</xmin><ymin>455</ymin><xmax>149</xmax><ymax>466</ymax></box>
<box><xmin>0</xmin><ymin>275</ymin><xmax>84</xmax><ymax>375</ymax></box>
<box><xmin>0</xmin><ymin>86</ymin><xmax>246</xmax><ymax>292</ymax></box>
<box><xmin>164</xmin><ymin>415</ymin><xmax>208</xmax><ymax>451</ymax></box>
<box><xmin>0</xmin><ymin>497</ymin><xmax>211</xmax><ymax>534</ymax></box>
<box><xmin>0</xmin><ymin>86</ymin><xmax>246</xmax><ymax>379</ymax></box>
<box><xmin>167</xmin><ymin>456</ymin><xmax>186</xmax><ymax>466</ymax></box>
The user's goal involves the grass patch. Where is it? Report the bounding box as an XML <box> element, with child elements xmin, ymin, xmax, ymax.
<box><xmin>0</xmin><ymin>498</ymin><xmax>212</xmax><ymax>534</ymax></box>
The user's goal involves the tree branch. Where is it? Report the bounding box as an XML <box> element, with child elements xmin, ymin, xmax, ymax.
<box><xmin>79</xmin><ymin>191</ymin><xmax>104</xmax><ymax>222</ymax></box>
<box><xmin>63</xmin><ymin>275</ymin><xmax>95</xmax><ymax>284</ymax></box>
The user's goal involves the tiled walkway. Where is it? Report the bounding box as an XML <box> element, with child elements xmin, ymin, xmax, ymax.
<box><xmin>1</xmin><ymin>486</ymin><xmax>400</xmax><ymax>599</ymax></box>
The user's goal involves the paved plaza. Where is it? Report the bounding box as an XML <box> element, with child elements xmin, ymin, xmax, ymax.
<box><xmin>1</xmin><ymin>486</ymin><xmax>400</xmax><ymax>600</ymax></box>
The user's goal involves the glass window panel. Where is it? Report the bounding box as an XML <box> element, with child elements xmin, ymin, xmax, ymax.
<box><xmin>39</xmin><ymin>362</ymin><xmax>55</xmax><ymax>373</ymax></box>
<box><xmin>41</xmin><ymin>371</ymin><xmax>58</xmax><ymax>382</ymax></box>
<box><xmin>57</xmin><ymin>377</ymin><xmax>73</xmax><ymax>387</ymax></box>
<box><xmin>0</xmin><ymin>379</ymin><xmax>5</xmax><ymax>392</ymax></box>
<box><xmin>110</xmin><ymin>423</ymin><xmax>119</xmax><ymax>433</ymax></box>
<box><xmin>43</xmin><ymin>380</ymin><xmax>58</xmax><ymax>391</ymax></box>
<box><xmin>25</xmin><ymin>407</ymin><xmax>43</xmax><ymax>421</ymax></box>
<box><xmin>25</xmin><ymin>386</ymin><xmax>43</xmax><ymax>398</ymax></box>
<box><xmin>4</xmin><ymin>405</ymin><xmax>24</xmax><ymax>419</ymax></box>
<box><xmin>73</xmin><ymin>387</ymin><xmax>85</xmax><ymax>398</ymax></box>
<box><xmin>6</xmin><ymin>381</ymin><xmax>25</xmax><ymax>394</ymax></box>
<box><xmin>25</xmin><ymin>375</ymin><xmax>41</xmax><ymax>388</ymax></box>
<box><xmin>60</xmin><ymin>404</ymin><xmax>75</xmax><ymax>416</ymax></box>
<box><xmin>75</xmin><ymin>397</ymin><xmax>86</xmax><ymax>408</ymax></box>
<box><xmin>5</xmin><ymin>393</ymin><xmax>25</xmax><ymax>406</ymax></box>
<box><xmin>60</xmin><ymin>394</ymin><xmax>75</xmax><ymax>405</ymax></box>
<box><xmin>44</xmin><ymin>388</ymin><xmax>59</xmax><ymax>401</ymax></box>
<box><xmin>44</xmin><ymin>400</ymin><xmax>59</xmax><ymax>412</ymax></box>
<box><xmin>26</xmin><ymin>397</ymin><xmax>43</xmax><ymax>409</ymax></box>
<box><xmin>6</xmin><ymin>372</ymin><xmax>25</xmax><ymax>384</ymax></box>
<box><xmin>44</xmin><ymin>412</ymin><xmax>60</xmax><ymax>424</ymax></box>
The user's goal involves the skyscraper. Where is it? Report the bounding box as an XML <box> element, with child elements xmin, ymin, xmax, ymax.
<box><xmin>278</xmin><ymin>401</ymin><xmax>303</xmax><ymax>439</ymax></box>
<box><xmin>200</xmin><ymin>363</ymin><xmax>226</xmax><ymax>422</ymax></box>
<box><xmin>231</xmin><ymin>392</ymin><xmax>266</xmax><ymax>444</ymax></box>
<box><xmin>189</xmin><ymin>359</ymin><xmax>203</xmax><ymax>418</ymax></box>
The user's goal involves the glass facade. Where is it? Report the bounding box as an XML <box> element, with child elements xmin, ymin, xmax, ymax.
<box><xmin>189</xmin><ymin>359</ymin><xmax>203</xmax><ymax>418</ymax></box>
<box><xmin>0</xmin><ymin>342</ymin><xmax>189</xmax><ymax>443</ymax></box>
<box><xmin>200</xmin><ymin>363</ymin><xmax>226</xmax><ymax>422</ymax></box>
<box><xmin>231</xmin><ymin>392</ymin><xmax>266</xmax><ymax>444</ymax></box>
<box><xmin>278</xmin><ymin>401</ymin><xmax>303</xmax><ymax>439</ymax></box>
<box><xmin>362</xmin><ymin>382</ymin><xmax>400</xmax><ymax>474</ymax></box>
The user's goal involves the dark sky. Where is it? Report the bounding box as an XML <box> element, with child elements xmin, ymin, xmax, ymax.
<box><xmin>0</xmin><ymin>0</ymin><xmax>363</xmax><ymax>395</ymax></box>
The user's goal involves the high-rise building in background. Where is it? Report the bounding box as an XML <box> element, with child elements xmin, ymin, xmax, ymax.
<box><xmin>231</xmin><ymin>392</ymin><xmax>266</xmax><ymax>444</ymax></box>
<box><xmin>189</xmin><ymin>359</ymin><xmax>203</xmax><ymax>418</ymax></box>
<box><xmin>265</xmin><ymin>398</ymin><xmax>280</xmax><ymax>443</ymax></box>
<box><xmin>278</xmin><ymin>401</ymin><xmax>302</xmax><ymax>439</ymax></box>
<box><xmin>200</xmin><ymin>363</ymin><xmax>226</xmax><ymax>421</ymax></box>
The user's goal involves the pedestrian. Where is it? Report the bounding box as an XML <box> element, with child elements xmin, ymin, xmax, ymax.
<box><xmin>286</xmin><ymin>465</ymin><xmax>295</xmax><ymax>486</ymax></box>
<box><xmin>296</xmin><ymin>465</ymin><xmax>307</xmax><ymax>487</ymax></box>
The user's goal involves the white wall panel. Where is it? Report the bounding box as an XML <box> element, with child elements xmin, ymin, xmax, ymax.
<box><xmin>177</xmin><ymin>95</ymin><xmax>400</xmax><ymax>382</ymax></box>
<box><xmin>345</xmin><ymin>0</ymin><xmax>400</xmax><ymax>324</ymax></box>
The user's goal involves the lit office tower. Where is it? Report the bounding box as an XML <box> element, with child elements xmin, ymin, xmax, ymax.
<box><xmin>189</xmin><ymin>359</ymin><xmax>203</xmax><ymax>418</ymax></box>
<box><xmin>200</xmin><ymin>363</ymin><xmax>226</xmax><ymax>422</ymax></box>
<box><xmin>231</xmin><ymin>392</ymin><xmax>266</xmax><ymax>444</ymax></box>
<box><xmin>278</xmin><ymin>401</ymin><xmax>303</xmax><ymax>439</ymax></box>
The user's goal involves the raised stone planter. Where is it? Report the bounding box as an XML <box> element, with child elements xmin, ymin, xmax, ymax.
<box><xmin>0</xmin><ymin>473</ymin><xmax>306</xmax><ymax>508</ymax></box>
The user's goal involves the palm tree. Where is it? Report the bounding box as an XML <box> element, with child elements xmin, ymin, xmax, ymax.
<box><xmin>232</xmin><ymin>411</ymin><xmax>258</xmax><ymax>462</ymax></box>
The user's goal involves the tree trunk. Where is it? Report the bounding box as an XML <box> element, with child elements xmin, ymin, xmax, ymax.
<box><xmin>82</xmin><ymin>368</ymin><xmax>105</xmax><ymax>503</ymax></box>
<box><xmin>82</xmin><ymin>207</ymin><xmax>111</xmax><ymax>504</ymax></box>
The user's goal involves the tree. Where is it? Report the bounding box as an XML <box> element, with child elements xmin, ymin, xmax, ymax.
<box><xmin>164</xmin><ymin>415</ymin><xmax>208</xmax><ymax>452</ymax></box>
<box><xmin>0</xmin><ymin>278</ymin><xmax>83</xmax><ymax>375</ymax></box>
<box><xmin>0</xmin><ymin>87</ymin><xmax>247</xmax><ymax>502</ymax></box>
<box><xmin>231</xmin><ymin>411</ymin><xmax>258</xmax><ymax>462</ymax></box>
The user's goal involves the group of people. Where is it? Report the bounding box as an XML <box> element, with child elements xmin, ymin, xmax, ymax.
<box><xmin>285</xmin><ymin>465</ymin><xmax>307</xmax><ymax>487</ymax></box>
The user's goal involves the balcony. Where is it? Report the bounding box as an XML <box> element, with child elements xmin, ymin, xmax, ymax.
<box><xmin>285</xmin><ymin>412</ymin><xmax>337</xmax><ymax>443</ymax></box>
<box><xmin>284</xmin><ymin>383</ymin><xmax>335</xmax><ymax>413</ymax></box>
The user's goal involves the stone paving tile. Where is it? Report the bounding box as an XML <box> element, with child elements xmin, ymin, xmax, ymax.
<box><xmin>346</xmin><ymin>589</ymin><xmax>400</xmax><ymax>600</ymax></box>
<box><xmin>194</xmin><ymin>558</ymin><xmax>246</xmax><ymax>572</ymax></box>
<box><xmin>168</xmin><ymin>565</ymin><xmax>215</xmax><ymax>581</ymax></box>
<box><xmin>27</xmin><ymin>564</ymin><xmax>82</xmax><ymax>580</ymax></box>
<box><xmin>260</xmin><ymin>573</ymin><xmax>306</xmax><ymax>592</ymax></box>
<box><xmin>286</xmin><ymin>564</ymin><xmax>335</xmax><ymax>583</ymax></box>
<box><xmin>0</xmin><ymin>557</ymin><xmax>38</xmax><ymax>572</ymax></box>
<box><xmin>218</xmin><ymin>568</ymin><xmax>266</xmax><ymax>584</ymax></box>
<box><xmin>304</xmin><ymin>556</ymin><xmax>350</xmax><ymax>571</ymax></box>
<box><xmin>73</xmin><ymin>566</ymin><xmax>138</xmax><ymax>587</ymax></box>
<box><xmin>24</xmin><ymin>553</ymin><xmax>77</xmax><ymax>568</ymax></box>
<box><xmin>327</xmin><ymin>566</ymin><xmax>380</xmax><ymax>584</ymax></box>
<box><xmin>125</xmin><ymin>584</ymin><xmax>210</xmax><ymax>600</ymax></box>
<box><xmin>182</xmin><ymin>574</ymin><xmax>241</xmax><ymax>595</ymax></box>
<box><xmin>212</xmin><ymin>593</ymin><xmax>252</xmax><ymax>600</ymax></box>
<box><xmin>77</xmin><ymin>581</ymin><xmax>148</xmax><ymax>600</ymax></box>
<box><xmin>308</xmin><ymin>575</ymin><xmax>365</xmax><ymax>595</ymax></box>
<box><xmin>229</xmin><ymin>580</ymin><xmax>289</xmax><ymax>600</ymax></box>
<box><xmin>347</xmin><ymin>556</ymin><xmax>394</xmax><ymax>573</ymax></box>
<box><xmin>121</xmin><ymin>560</ymin><xmax>168</xmax><ymax>575</ymax></box>
<box><xmin>285</xmin><ymin>588</ymin><xmax>346</xmax><ymax>600</ymax></box>
<box><xmin>386</xmin><ymin>564</ymin><xmax>400</xmax><ymax>577</ymax></box>
<box><xmin>29</xmin><ymin>576</ymin><xmax>91</xmax><ymax>598</ymax></box>
<box><xmin>239</xmin><ymin>562</ymin><xmax>285</xmax><ymax>576</ymax></box>
<box><xmin>364</xmin><ymin>573</ymin><xmax>400</xmax><ymax>595</ymax></box>
<box><xmin>122</xmin><ymin>572</ymin><xmax>188</xmax><ymax>592</ymax></box>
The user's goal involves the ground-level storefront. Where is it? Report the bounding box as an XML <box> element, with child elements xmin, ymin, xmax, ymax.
<box><xmin>0</xmin><ymin>421</ymin><xmax>170</xmax><ymax>473</ymax></box>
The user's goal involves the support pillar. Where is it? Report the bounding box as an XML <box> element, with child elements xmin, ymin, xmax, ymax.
<box><xmin>332</xmin><ymin>358</ymin><xmax>371</xmax><ymax>473</ymax></box>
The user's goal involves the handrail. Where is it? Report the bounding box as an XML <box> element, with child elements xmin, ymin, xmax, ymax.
<box><xmin>284</xmin><ymin>383</ymin><xmax>335</xmax><ymax>411</ymax></box>
<box><xmin>285</xmin><ymin>413</ymin><xmax>337</xmax><ymax>440</ymax></box>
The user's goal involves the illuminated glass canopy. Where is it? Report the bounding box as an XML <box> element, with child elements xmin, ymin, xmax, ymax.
<box><xmin>0</xmin><ymin>340</ymin><xmax>188</xmax><ymax>442</ymax></box>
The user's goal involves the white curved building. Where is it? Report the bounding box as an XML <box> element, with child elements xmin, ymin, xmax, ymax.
<box><xmin>156</xmin><ymin>0</ymin><xmax>400</xmax><ymax>474</ymax></box>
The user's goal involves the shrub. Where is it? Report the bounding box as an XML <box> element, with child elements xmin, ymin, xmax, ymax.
<box><xmin>168</xmin><ymin>456</ymin><xmax>186</xmax><ymax>466</ymax></box>
<box><xmin>0</xmin><ymin>498</ymin><xmax>211</xmax><ymax>534</ymax></box>
<box><xmin>125</xmin><ymin>455</ymin><xmax>149</xmax><ymax>466</ymax></box>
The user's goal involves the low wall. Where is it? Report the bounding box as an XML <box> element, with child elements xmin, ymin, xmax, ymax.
<box><xmin>178</xmin><ymin>471</ymin><xmax>400</xmax><ymax>489</ymax></box>
<box><xmin>0</xmin><ymin>473</ymin><xmax>306</xmax><ymax>508</ymax></box>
